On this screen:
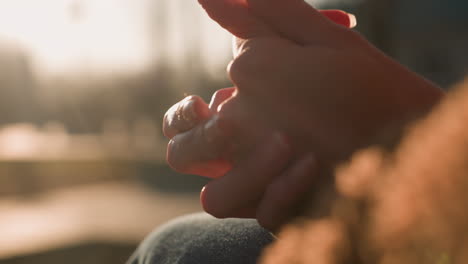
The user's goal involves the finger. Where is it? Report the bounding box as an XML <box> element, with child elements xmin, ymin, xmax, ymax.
<box><xmin>228</xmin><ymin>9</ymin><xmax>356</xmax><ymax>68</ymax></box>
<box><xmin>167</xmin><ymin>94</ymin><xmax>268</xmax><ymax>178</ymax></box>
<box><xmin>321</xmin><ymin>10</ymin><xmax>357</xmax><ymax>28</ymax></box>
<box><xmin>167</xmin><ymin>115</ymin><xmax>234</xmax><ymax>178</ymax></box>
<box><xmin>163</xmin><ymin>95</ymin><xmax>211</xmax><ymax>139</ymax></box>
<box><xmin>209</xmin><ymin>87</ymin><xmax>237</xmax><ymax>112</ymax></box>
<box><xmin>216</xmin><ymin>94</ymin><xmax>272</xmax><ymax>159</ymax></box>
<box><xmin>247</xmin><ymin>0</ymin><xmax>355</xmax><ymax>45</ymax></box>
<box><xmin>231</xmin><ymin>206</ymin><xmax>258</xmax><ymax>219</ymax></box>
<box><xmin>201</xmin><ymin>132</ymin><xmax>292</xmax><ymax>218</ymax></box>
<box><xmin>198</xmin><ymin>0</ymin><xmax>275</xmax><ymax>39</ymax></box>
<box><xmin>256</xmin><ymin>154</ymin><xmax>318</xmax><ymax>231</ymax></box>
<box><xmin>199</xmin><ymin>0</ymin><xmax>355</xmax><ymax>42</ymax></box>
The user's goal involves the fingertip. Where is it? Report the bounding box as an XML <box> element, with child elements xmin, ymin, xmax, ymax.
<box><xmin>200</xmin><ymin>185</ymin><xmax>217</xmax><ymax>217</ymax></box>
<box><xmin>166</xmin><ymin>138</ymin><xmax>185</xmax><ymax>172</ymax></box>
<box><xmin>209</xmin><ymin>87</ymin><xmax>237</xmax><ymax>112</ymax></box>
<box><xmin>163</xmin><ymin>96</ymin><xmax>210</xmax><ymax>139</ymax></box>
<box><xmin>200</xmin><ymin>183</ymin><xmax>230</xmax><ymax>219</ymax></box>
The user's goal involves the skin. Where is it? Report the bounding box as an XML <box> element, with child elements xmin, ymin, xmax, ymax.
<box><xmin>164</xmin><ymin>0</ymin><xmax>445</xmax><ymax>230</ymax></box>
<box><xmin>164</xmin><ymin>8</ymin><xmax>355</xmax><ymax>230</ymax></box>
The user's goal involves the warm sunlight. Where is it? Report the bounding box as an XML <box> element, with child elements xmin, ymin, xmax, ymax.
<box><xmin>0</xmin><ymin>0</ymin><xmax>359</xmax><ymax>77</ymax></box>
<box><xmin>0</xmin><ymin>0</ymin><xmax>152</xmax><ymax>75</ymax></box>
<box><xmin>0</xmin><ymin>0</ymin><xmax>234</xmax><ymax>77</ymax></box>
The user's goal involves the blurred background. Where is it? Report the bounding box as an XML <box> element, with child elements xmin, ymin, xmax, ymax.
<box><xmin>0</xmin><ymin>0</ymin><xmax>466</xmax><ymax>263</ymax></box>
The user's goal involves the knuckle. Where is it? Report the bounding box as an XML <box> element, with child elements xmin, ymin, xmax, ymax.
<box><xmin>228</xmin><ymin>56</ymin><xmax>255</xmax><ymax>85</ymax></box>
<box><xmin>228</xmin><ymin>40</ymin><xmax>273</xmax><ymax>85</ymax></box>
<box><xmin>229</xmin><ymin>38</ymin><xmax>294</xmax><ymax>89</ymax></box>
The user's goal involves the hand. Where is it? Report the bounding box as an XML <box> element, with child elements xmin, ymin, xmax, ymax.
<box><xmin>163</xmin><ymin>7</ymin><xmax>358</xmax><ymax>178</ymax></box>
<box><xmin>200</xmin><ymin>132</ymin><xmax>320</xmax><ymax>231</ymax></box>
<box><xmin>200</xmin><ymin>0</ymin><xmax>444</xmax><ymax>164</ymax></box>
<box><xmin>163</xmin><ymin>87</ymin><xmax>272</xmax><ymax>178</ymax></box>
<box><xmin>193</xmin><ymin>0</ymin><xmax>444</xmax><ymax>229</ymax></box>
<box><xmin>163</xmin><ymin>4</ymin><xmax>362</xmax><ymax>229</ymax></box>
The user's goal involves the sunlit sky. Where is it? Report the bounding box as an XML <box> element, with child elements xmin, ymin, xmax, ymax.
<box><xmin>0</xmin><ymin>0</ymin><xmax>350</xmax><ymax>76</ymax></box>
<box><xmin>0</xmin><ymin>0</ymin><xmax>232</xmax><ymax>75</ymax></box>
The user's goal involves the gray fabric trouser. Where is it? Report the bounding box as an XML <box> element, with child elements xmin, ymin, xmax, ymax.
<box><xmin>127</xmin><ymin>213</ymin><xmax>274</xmax><ymax>264</ymax></box>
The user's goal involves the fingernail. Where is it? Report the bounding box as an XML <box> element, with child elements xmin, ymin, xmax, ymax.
<box><xmin>348</xmin><ymin>13</ymin><xmax>357</xmax><ymax>28</ymax></box>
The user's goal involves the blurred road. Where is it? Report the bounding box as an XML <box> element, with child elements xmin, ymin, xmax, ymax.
<box><xmin>0</xmin><ymin>160</ymin><xmax>210</xmax><ymax>264</ymax></box>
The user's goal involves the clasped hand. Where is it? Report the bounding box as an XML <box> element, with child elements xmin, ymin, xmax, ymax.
<box><xmin>163</xmin><ymin>0</ymin><xmax>443</xmax><ymax>231</ymax></box>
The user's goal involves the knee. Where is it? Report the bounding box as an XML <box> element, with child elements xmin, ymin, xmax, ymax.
<box><xmin>128</xmin><ymin>213</ymin><xmax>274</xmax><ymax>264</ymax></box>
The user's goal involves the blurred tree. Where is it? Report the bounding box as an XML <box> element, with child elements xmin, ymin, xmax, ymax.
<box><xmin>148</xmin><ymin>0</ymin><xmax>169</xmax><ymax>65</ymax></box>
<box><xmin>0</xmin><ymin>42</ymin><xmax>41</xmax><ymax>125</ymax></box>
